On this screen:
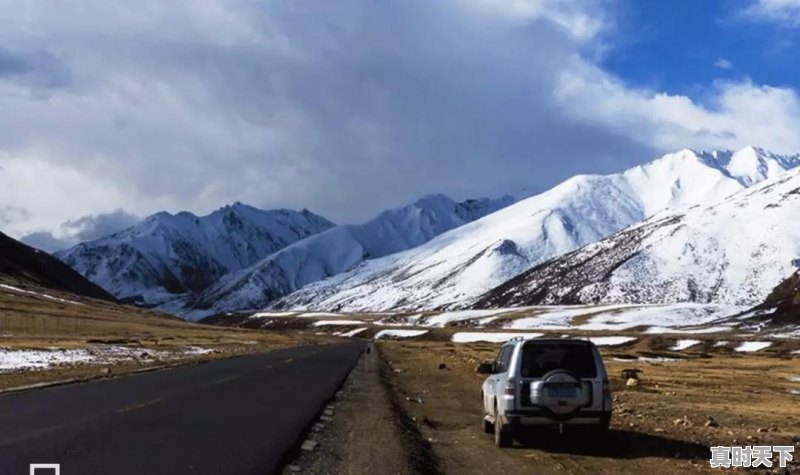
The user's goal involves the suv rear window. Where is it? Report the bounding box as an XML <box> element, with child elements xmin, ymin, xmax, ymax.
<box><xmin>520</xmin><ymin>343</ymin><xmax>597</xmax><ymax>378</ymax></box>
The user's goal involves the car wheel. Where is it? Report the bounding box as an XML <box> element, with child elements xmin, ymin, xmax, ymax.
<box><xmin>482</xmin><ymin>416</ymin><xmax>494</xmax><ymax>434</ymax></box>
<box><xmin>494</xmin><ymin>404</ymin><xmax>513</xmax><ymax>448</ymax></box>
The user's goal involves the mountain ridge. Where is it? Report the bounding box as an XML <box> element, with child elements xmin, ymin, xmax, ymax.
<box><xmin>0</xmin><ymin>231</ymin><xmax>115</xmax><ymax>301</ymax></box>
<box><xmin>175</xmin><ymin>194</ymin><xmax>515</xmax><ymax>319</ymax></box>
<box><xmin>56</xmin><ymin>203</ymin><xmax>336</xmax><ymax>306</ymax></box>
<box><xmin>475</xmin><ymin>166</ymin><xmax>800</xmax><ymax>308</ymax></box>
<box><xmin>270</xmin><ymin>146</ymin><xmax>800</xmax><ymax>313</ymax></box>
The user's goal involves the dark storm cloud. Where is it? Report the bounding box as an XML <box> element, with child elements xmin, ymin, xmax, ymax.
<box><xmin>5</xmin><ymin>0</ymin><xmax>794</xmax><ymax>239</ymax></box>
<box><xmin>20</xmin><ymin>210</ymin><xmax>140</xmax><ymax>252</ymax></box>
<box><xmin>0</xmin><ymin>0</ymin><xmax>658</xmax><ymax>232</ymax></box>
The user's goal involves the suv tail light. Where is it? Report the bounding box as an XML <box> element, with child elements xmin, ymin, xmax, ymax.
<box><xmin>504</xmin><ymin>380</ymin><xmax>517</xmax><ymax>396</ymax></box>
<box><xmin>602</xmin><ymin>377</ymin><xmax>611</xmax><ymax>398</ymax></box>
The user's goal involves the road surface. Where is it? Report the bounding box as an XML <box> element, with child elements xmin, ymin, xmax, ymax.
<box><xmin>0</xmin><ymin>343</ymin><xmax>363</xmax><ymax>475</ymax></box>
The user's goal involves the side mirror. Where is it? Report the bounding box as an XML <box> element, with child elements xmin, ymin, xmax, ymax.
<box><xmin>476</xmin><ymin>362</ymin><xmax>495</xmax><ymax>374</ymax></box>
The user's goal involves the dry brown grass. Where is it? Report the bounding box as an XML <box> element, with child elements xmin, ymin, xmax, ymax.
<box><xmin>0</xmin><ymin>283</ymin><xmax>334</xmax><ymax>389</ymax></box>
<box><xmin>379</xmin><ymin>340</ymin><xmax>800</xmax><ymax>474</ymax></box>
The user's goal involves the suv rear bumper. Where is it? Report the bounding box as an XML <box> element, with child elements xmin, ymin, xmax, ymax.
<box><xmin>505</xmin><ymin>410</ymin><xmax>610</xmax><ymax>426</ymax></box>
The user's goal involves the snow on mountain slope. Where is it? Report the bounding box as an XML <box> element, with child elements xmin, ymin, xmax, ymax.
<box><xmin>177</xmin><ymin>194</ymin><xmax>514</xmax><ymax>319</ymax></box>
<box><xmin>271</xmin><ymin>147</ymin><xmax>800</xmax><ymax>312</ymax></box>
<box><xmin>56</xmin><ymin>203</ymin><xmax>335</xmax><ymax>305</ymax></box>
<box><xmin>477</xmin><ymin>167</ymin><xmax>800</xmax><ymax>308</ymax></box>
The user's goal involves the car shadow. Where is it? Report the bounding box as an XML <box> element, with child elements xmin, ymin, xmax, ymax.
<box><xmin>511</xmin><ymin>428</ymin><xmax>710</xmax><ymax>461</ymax></box>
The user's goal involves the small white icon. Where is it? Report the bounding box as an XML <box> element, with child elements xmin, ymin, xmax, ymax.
<box><xmin>30</xmin><ymin>463</ymin><xmax>60</xmax><ymax>475</ymax></box>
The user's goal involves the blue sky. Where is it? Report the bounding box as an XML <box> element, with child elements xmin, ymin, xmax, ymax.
<box><xmin>605</xmin><ymin>0</ymin><xmax>800</xmax><ymax>98</ymax></box>
<box><xmin>1</xmin><ymin>0</ymin><xmax>799</xmax><ymax>250</ymax></box>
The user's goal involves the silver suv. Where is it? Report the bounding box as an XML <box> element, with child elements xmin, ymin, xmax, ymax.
<box><xmin>478</xmin><ymin>338</ymin><xmax>612</xmax><ymax>447</ymax></box>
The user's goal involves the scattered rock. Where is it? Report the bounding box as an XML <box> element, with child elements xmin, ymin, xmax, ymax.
<box><xmin>757</xmin><ymin>427</ymin><xmax>768</xmax><ymax>433</ymax></box>
<box><xmin>705</xmin><ymin>417</ymin><xmax>720</xmax><ymax>428</ymax></box>
<box><xmin>792</xmin><ymin>434</ymin><xmax>800</xmax><ymax>444</ymax></box>
<box><xmin>438</xmin><ymin>363</ymin><xmax>447</xmax><ymax>370</ymax></box>
<box><xmin>319</xmin><ymin>415</ymin><xmax>333</xmax><ymax>422</ymax></box>
<box><xmin>655</xmin><ymin>428</ymin><xmax>665</xmax><ymax>433</ymax></box>
<box><xmin>286</xmin><ymin>465</ymin><xmax>302</xmax><ymax>473</ymax></box>
<box><xmin>323</xmin><ymin>409</ymin><xmax>334</xmax><ymax>417</ymax></box>
<box><xmin>746</xmin><ymin>435</ymin><xmax>757</xmax><ymax>443</ymax></box>
<box><xmin>621</xmin><ymin>369</ymin><xmax>642</xmax><ymax>380</ymax></box>
<box><xmin>626</xmin><ymin>378</ymin><xmax>639</xmax><ymax>387</ymax></box>
<box><xmin>99</xmin><ymin>367</ymin><xmax>111</xmax><ymax>375</ymax></box>
<box><xmin>300</xmin><ymin>440</ymin><xmax>318</xmax><ymax>451</ymax></box>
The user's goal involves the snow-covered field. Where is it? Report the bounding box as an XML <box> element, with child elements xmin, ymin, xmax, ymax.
<box><xmin>735</xmin><ymin>341</ymin><xmax>772</xmax><ymax>352</ymax></box>
<box><xmin>670</xmin><ymin>339</ymin><xmax>701</xmax><ymax>351</ymax></box>
<box><xmin>0</xmin><ymin>346</ymin><xmax>214</xmax><ymax>372</ymax></box>
<box><xmin>375</xmin><ymin>329</ymin><xmax>429</xmax><ymax>340</ymax></box>
<box><xmin>451</xmin><ymin>332</ymin><xmax>543</xmax><ymax>343</ymax></box>
<box><xmin>240</xmin><ymin>304</ymin><xmax>797</xmax><ymax>356</ymax></box>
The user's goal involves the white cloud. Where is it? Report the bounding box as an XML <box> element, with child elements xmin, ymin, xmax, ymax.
<box><xmin>0</xmin><ymin>0</ymin><xmax>799</xmax><ymax>244</ymax></box>
<box><xmin>459</xmin><ymin>0</ymin><xmax>609</xmax><ymax>42</ymax></box>
<box><xmin>714</xmin><ymin>57</ymin><xmax>733</xmax><ymax>69</ymax></box>
<box><xmin>742</xmin><ymin>0</ymin><xmax>800</xmax><ymax>26</ymax></box>
<box><xmin>555</xmin><ymin>57</ymin><xmax>800</xmax><ymax>154</ymax></box>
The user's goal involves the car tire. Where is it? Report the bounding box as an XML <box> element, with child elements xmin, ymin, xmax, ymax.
<box><xmin>482</xmin><ymin>416</ymin><xmax>494</xmax><ymax>434</ymax></box>
<box><xmin>481</xmin><ymin>393</ymin><xmax>494</xmax><ymax>434</ymax></box>
<box><xmin>494</xmin><ymin>404</ymin><xmax>513</xmax><ymax>448</ymax></box>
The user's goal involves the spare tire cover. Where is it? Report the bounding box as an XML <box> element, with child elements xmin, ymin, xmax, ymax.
<box><xmin>542</xmin><ymin>370</ymin><xmax>581</xmax><ymax>415</ymax></box>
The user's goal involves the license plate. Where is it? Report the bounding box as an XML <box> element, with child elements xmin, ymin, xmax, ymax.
<box><xmin>547</xmin><ymin>387</ymin><xmax>577</xmax><ymax>398</ymax></box>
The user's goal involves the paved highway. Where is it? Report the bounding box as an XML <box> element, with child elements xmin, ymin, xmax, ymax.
<box><xmin>0</xmin><ymin>343</ymin><xmax>363</xmax><ymax>475</ymax></box>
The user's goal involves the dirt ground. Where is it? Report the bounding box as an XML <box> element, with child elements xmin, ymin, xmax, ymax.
<box><xmin>0</xmin><ymin>284</ymin><xmax>334</xmax><ymax>390</ymax></box>
<box><xmin>376</xmin><ymin>340</ymin><xmax>800</xmax><ymax>475</ymax></box>
<box><xmin>281</xmin><ymin>346</ymin><xmax>427</xmax><ymax>475</ymax></box>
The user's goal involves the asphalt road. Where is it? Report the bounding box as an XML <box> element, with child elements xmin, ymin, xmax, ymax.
<box><xmin>0</xmin><ymin>343</ymin><xmax>363</xmax><ymax>475</ymax></box>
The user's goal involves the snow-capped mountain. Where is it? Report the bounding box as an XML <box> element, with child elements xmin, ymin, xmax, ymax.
<box><xmin>177</xmin><ymin>194</ymin><xmax>514</xmax><ymax>319</ymax></box>
<box><xmin>56</xmin><ymin>204</ymin><xmax>336</xmax><ymax>305</ymax></box>
<box><xmin>477</xmin><ymin>166</ymin><xmax>800</xmax><ymax>308</ymax></box>
<box><xmin>271</xmin><ymin>147</ymin><xmax>800</xmax><ymax>312</ymax></box>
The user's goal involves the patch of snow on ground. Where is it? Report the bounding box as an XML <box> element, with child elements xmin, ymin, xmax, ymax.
<box><xmin>788</xmin><ymin>376</ymin><xmax>800</xmax><ymax>383</ymax></box>
<box><xmin>0</xmin><ymin>284</ymin><xmax>84</xmax><ymax>305</ymax></box>
<box><xmin>451</xmin><ymin>332</ymin><xmax>543</xmax><ymax>343</ymax></box>
<box><xmin>504</xmin><ymin>305</ymin><xmax>638</xmax><ymax>330</ymax></box>
<box><xmin>671</xmin><ymin>340</ymin><xmax>702</xmax><ymax>351</ymax></box>
<box><xmin>767</xmin><ymin>328</ymin><xmax>800</xmax><ymax>338</ymax></box>
<box><xmin>375</xmin><ymin>314</ymin><xmax>424</xmax><ymax>327</ymax></box>
<box><xmin>504</xmin><ymin>304</ymin><xmax>740</xmax><ymax>331</ymax></box>
<box><xmin>185</xmin><ymin>347</ymin><xmax>214</xmax><ymax>355</ymax></box>
<box><xmin>577</xmin><ymin>304</ymin><xmax>742</xmax><ymax>331</ymax></box>
<box><xmin>613</xmin><ymin>357</ymin><xmax>676</xmax><ymax>363</ymax></box>
<box><xmin>339</xmin><ymin>328</ymin><xmax>368</xmax><ymax>338</ymax></box>
<box><xmin>311</xmin><ymin>320</ymin><xmax>364</xmax><ymax>327</ymax></box>
<box><xmin>735</xmin><ymin>341</ymin><xmax>772</xmax><ymax>352</ymax></box>
<box><xmin>0</xmin><ymin>348</ymin><xmax>94</xmax><ymax>370</ymax></box>
<box><xmin>374</xmin><ymin>329</ymin><xmax>428</xmax><ymax>339</ymax></box>
<box><xmin>421</xmin><ymin>309</ymin><xmax>511</xmax><ymax>328</ymax></box>
<box><xmin>297</xmin><ymin>312</ymin><xmax>343</xmax><ymax>318</ymax></box>
<box><xmin>644</xmin><ymin>326</ymin><xmax>733</xmax><ymax>334</ymax></box>
<box><xmin>714</xmin><ymin>341</ymin><xmax>730</xmax><ymax>347</ymax></box>
<box><xmin>586</xmin><ymin>336</ymin><xmax>636</xmax><ymax>347</ymax></box>
<box><xmin>248</xmin><ymin>311</ymin><xmax>298</xmax><ymax>319</ymax></box>
<box><xmin>0</xmin><ymin>345</ymin><xmax>215</xmax><ymax>372</ymax></box>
